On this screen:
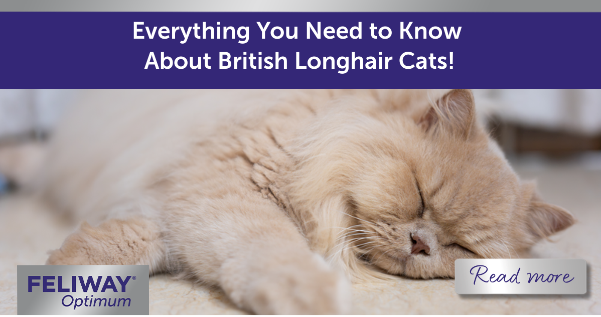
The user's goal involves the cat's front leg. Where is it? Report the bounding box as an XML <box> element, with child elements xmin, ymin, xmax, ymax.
<box><xmin>166</xmin><ymin>195</ymin><xmax>351</xmax><ymax>314</ymax></box>
<box><xmin>46</xmin><ymin>216</ymin><xmax>167</xmax><ymax>274</ymax></box>
<box><xmin>220</xmin><ymin>242</ymin><xmax>351</xmax><ymax>314</ymax></box>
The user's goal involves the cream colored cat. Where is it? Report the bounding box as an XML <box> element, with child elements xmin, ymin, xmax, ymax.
<box><xmin>5</xmin><ymin>89</ymin><xmax>574</xmax><ymax>314</ymax></box>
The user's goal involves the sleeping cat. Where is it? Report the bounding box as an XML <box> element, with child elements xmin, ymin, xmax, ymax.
<box><xmin>12</xmin><ymin>89</ymin><xmax>575</xmax><ymax>314</ymax></box>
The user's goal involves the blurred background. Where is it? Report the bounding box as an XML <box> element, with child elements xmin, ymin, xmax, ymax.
<box><xmin>1</xmin><ymin>89</ymin><xmax>601</xmax><ymax>193</ymax></box>
<box><xmin>1</xmin><ymin>89</ymin><xmax>601</xmax><ymax>158</ymax></box>
<box><xmin>0</xmin><ymin>89</ymin><xmax>599</xmax><ymax>314</ymax></box>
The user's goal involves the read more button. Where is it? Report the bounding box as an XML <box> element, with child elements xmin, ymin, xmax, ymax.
<box><xmin>455</xmin><ymin>259</ymin><xmax>586</xmax><ymax>295</ymax></box>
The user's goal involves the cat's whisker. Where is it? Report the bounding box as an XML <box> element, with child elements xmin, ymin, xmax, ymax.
<box><xmin>333</xmin><ymin>228</ymin><xmax>372</xmax><ymax>235</ymax></box>
<box><xmin>360</xmin><ymin>246</ymin><xmax>380</xmax><ymax>256</ymax></box>
<box><xmin>337</xmin><ymin>232</ymin><xmax>382</xmax><ymax>240</ymax></box>
<box><xmin>354</xmin><ymin>240</ymin><xmax>379</xmax><ymax>248</ymax></box>
<box><xmin>326</xmin><ymin>226</ymin><xmax>369</xmax><ymax>234</ymax></box>
<box><xmin>330</xmin><ymin>235</ymin><xmax>382</xmax><ymax>260</ymax></box>
<box><xmin>332</xmin><ymin>228</ymin><xmax>371</xmax><ymax>233</ymax></box>
<box><xmin>353</xmin><ymin>241</ymin><xmax>379</xmax><ymax>251</ymax></box>
<box><xmin>337</xmin><ymin>242</ymin><xmax>379</xmax><ymax>261</ymax></box>
<box><xmin>508</xmin><ymin>244</ymin><xmax>519</xmax><ymax>259</ymax></box>
<box><xmin>329</xmin><ymin>241</ymin><xmax>359</xmax><ymax>260</ymax></box>
<box><xmin>331</xmin><ymin>226</ymin><xmax>376</xmax><ymax>244</ymax></box>
<box><xmin>330</xmin><ymin>236</ymin><xmax>369</xmax><ymax>253</ymax></box>
<box><xmin>482</xmin><ymin>244</ymin><xmax>496</xmax><ymax>259</ymax></box>
<box><xmin>500</xmin><ymin>239</ymin><xmax>512</xmax><ymax>259</ymax></box>
<box><xmin>335</xmin><ymin>232</ymin><xmax>371</xmax><ymax>242</ymax></box>
<box><xmin>500</xmin><ymin>238</ymin><xmax>518</xmax><ymax>259</ymax></box>
<box><xmin>344</xmin><ymin>224</ymin><xmax>365</xmax><ymax>229</ymax></box>
<box><xmin>502</xmin><ymin>238</ymin><xmax>518</xmax><ymax>258</ymax></box>
<box><xmin>335</xmin><ymin>231</ymin><xmax>369</xmax><ymax>238</ymax></box>
<box><xmin>373</xmin><ymin>249</ymin><xmax>393</xmax><ymax>264</ymax></box>
<box><xmin>339</xmin><ymin>211</ymin><xmax>378</xmax><ymax>227</ymax></box>
<box><xmin>335</xmin><ymin>230</ymin><xmax>373</xmax><ymax>239</ymax></box>
<box><xmin>335</xmin><ymin>236</ymin><xmax>387</xmax><ymax>264</ymax></box>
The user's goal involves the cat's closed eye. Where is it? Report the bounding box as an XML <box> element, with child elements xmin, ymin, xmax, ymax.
<box><xmin>416</xmin><ymin>181</ymin><xmax>426</xmax><ymax>217</ymax></box>
<box><xmin>447</xmin><ymin>243</ymin><xmax>475</xmax><ymax>254</ymax></box>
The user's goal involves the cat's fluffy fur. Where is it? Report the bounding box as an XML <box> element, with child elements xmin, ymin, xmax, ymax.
<box><xmin>5</xmin><ymin>89</ymin><xmax>575</xmax><ymax>314</ymax></box>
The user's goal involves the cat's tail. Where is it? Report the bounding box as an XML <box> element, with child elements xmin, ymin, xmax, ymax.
<box><xmin>0</xmin><ymin>141</ymin><xmax>46</xmax><ymax>190</ymax></box>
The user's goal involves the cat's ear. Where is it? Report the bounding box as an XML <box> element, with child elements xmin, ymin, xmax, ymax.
<box><xmin>527</xmin><ymin>193</ymin><xmax>575</xmax><ymax>239</ymax></box>
<box><xmin>417</xmin><ymin>89</ymin><xmax>476</xmax><ymax>140</ymax></box>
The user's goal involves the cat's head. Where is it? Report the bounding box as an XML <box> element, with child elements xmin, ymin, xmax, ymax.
<box><xmin>345</xmin><ymin>89</ymin><xmax>575</xmax><ymax>278</ymax></box>
<box><xmin>291</xmin><ymin>89</ymin><xmax>575</xmax><ymax>280</ymax></box>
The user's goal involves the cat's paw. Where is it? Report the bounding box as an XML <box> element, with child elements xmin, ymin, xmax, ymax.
<box><xmin>46</xmin><ymin>222</ymin><xmax>103</xmax><ymax>265</ymax></box>
<box><xmin>245</xmin><ymin>261</ymin><xmax>351</xmax><ymax>314</ymax></box>
<box><xmin>46</xmin><ymin>218</ymin><xmax>165</xmax><ymax>268</ymax></box>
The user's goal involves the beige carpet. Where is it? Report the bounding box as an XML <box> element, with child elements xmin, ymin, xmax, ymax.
<box><xmin>1</xmin><ymin>157</ymin><xmax>600</xmax><ymax>314</ymax></box>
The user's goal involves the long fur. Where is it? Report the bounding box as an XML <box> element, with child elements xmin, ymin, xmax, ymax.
<box><xmin>0</xmin><ymin>89</ymin><xmax>575</xmax><ymax>314</ymax></box>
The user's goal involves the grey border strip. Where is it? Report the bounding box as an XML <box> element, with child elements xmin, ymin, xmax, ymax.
<box><xmin>1</xmin><ymin>0</ymin><xmax>601</xmax><ymax>12</ymax></box>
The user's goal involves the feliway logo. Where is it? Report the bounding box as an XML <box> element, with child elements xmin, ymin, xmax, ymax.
<box><xmin>18</xmin><ymin>265</ymin><xmax>149</xmax><ymax>315</ymax></box>
<box><xmin>28</xmin><ymin>275</ymin><xmax>135</xmax><ymax>309</ymax></box>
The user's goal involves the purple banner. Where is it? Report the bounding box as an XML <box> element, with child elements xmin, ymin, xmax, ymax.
<box><xmin>0</xmin><ymin>12</ymin><xmax>600</xmax><ymax>88</ymax></box>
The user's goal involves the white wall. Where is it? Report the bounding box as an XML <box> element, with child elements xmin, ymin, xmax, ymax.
<box><xmin>476</xmin><ymin>89</ymin><xmax>601</xmax><ymax>135</ymax></box>
<box><xmin>1</xmin><ymin>89</ymin><xmax>601</xmax><ymax>140</ymax></box>
<box><xmin>0</xmin><ymin>89</ymin><xmax>76</xmax><ymax>140</ymax></box>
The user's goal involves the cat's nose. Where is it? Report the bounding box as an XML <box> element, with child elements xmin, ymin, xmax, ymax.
<box><xmin>411</xmin><ymin>233</ymin><xmax>430</xmax><ymax>255</ymax></box>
